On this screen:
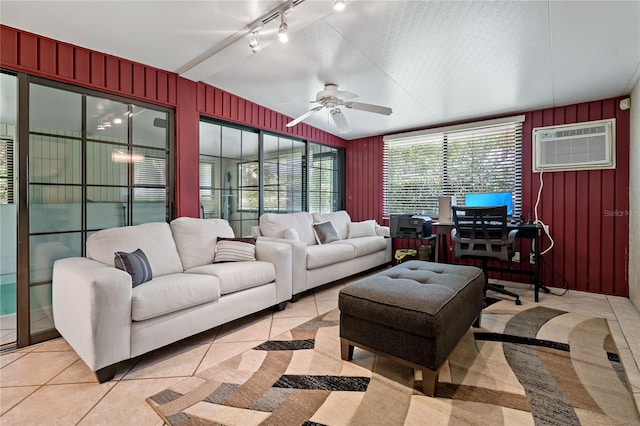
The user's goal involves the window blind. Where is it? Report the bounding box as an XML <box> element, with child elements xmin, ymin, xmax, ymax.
<box><xmin>383</xmin><ymin>117</ymin><xmax>523</xmax><ymax>216</ymax></box>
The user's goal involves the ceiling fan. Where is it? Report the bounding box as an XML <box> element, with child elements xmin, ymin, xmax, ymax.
<box><xmin>286</xmin><ymin>84</ymin><xmax>393</xmax><ymax>134</ymax></box>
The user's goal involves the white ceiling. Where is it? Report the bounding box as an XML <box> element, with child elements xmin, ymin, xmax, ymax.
<box><xmin>1</xmin><ymin>0</ymin><xmax>639</xmax><ymax>140</ymax></box>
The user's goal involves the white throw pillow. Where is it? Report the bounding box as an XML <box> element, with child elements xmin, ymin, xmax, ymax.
<box><xmin>347</xmin><ymin>220</ymin><xmax>377</xmax><ymax>238</ymax></box>
<box><xmin>214</xmin><ymin>237</ymin><xmax>256</xmax><ymax>262</ymax></box>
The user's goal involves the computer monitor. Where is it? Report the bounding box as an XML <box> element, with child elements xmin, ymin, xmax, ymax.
<box><xmin>464</xmin><ymin>191</ymin><xmax>513</xmax><ymax>216</ymax></box>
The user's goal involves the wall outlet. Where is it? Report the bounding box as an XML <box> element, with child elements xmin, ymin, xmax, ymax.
<box><xmin>530</xmin><ymin>253</ymin><xmax>535</xmax><ymax>264</ymax></box>
<box><xmin>512</xmin><ymin>251</ymin><xmax>520</xmax><ymax>262</ymax></box>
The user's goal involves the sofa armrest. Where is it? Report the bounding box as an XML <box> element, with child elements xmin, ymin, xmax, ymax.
<box><xmin>376</xmin><ymin>225</ymin><xmax>390</xmax><ymax>237</ymax></box>
<box><xmin>52</xmin><ymin>257</ymin><xmax>132</xmax><ymax>372</ymax></box>
<box><xmin>255</xmin><ymin>240</ymin><xmax>292</xmax><ymax>303</ymax></box>
<box><xmin>250</xmin><ymin>226</ymin><xmax>262</xmax><ymax>237</ymax></box>
<box><xmin>256</xmin><ymin>236</ymin><xmax>308</xmax><ymax>295</ymax></box>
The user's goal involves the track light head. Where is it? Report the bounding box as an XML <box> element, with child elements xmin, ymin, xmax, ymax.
<box><xmin>278</xmin><ymin>14</ymin><xmax>289</xmax><ymax>43</ymax></box>
<box><xmin>249</xmin><ymin>30</ymin><xmax>260</xmax><ymax>53</ymax></box>
<box><xmin>333</xmin><ymin>0</ymin><xmax>345</xmax><ymax>11</ymax></box>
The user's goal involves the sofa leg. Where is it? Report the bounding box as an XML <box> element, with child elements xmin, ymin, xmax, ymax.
<box><xmin>340</xmin><ymin>338</ymin><xmax>354</xmax><ymax>361</ymax></box>
<box><xmin>290</xmin><ymin>294</ymin><xmax>301</xmax><ymax>303</ymax></box>
<box><xmin>273</xmin><ymin>301</ymin><xmax>287</xmax><ymax>311</ymax></box>
<box><xmin>95</xmin><ymin>364</ymin><xmax>117</xmax><ymax>383</ymax></box>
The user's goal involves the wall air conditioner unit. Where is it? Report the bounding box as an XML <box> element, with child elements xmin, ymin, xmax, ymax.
<box><xmin>532</xmin><ymin>118</ymin><xmax>615</xmax><ymax>172</ymax></box>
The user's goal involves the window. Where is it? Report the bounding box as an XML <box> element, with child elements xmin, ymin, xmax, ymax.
<box><xmin>383</xmin><ymin>116</ymin><xmax>523</xmax><ymax>216</ymax></box>
<box><xmin>309</xmin><ymin>142</ymin><xmax>341</xmax><ymax>213</ymax></box>
<box><xmin>199</xmin><ymin>119</ymin><xmax>345</xmax><ymax>232</ymax></box>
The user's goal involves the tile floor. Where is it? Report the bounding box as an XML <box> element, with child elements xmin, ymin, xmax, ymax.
<box><xmin>1</xmin><ymin>271</ymin><xmax>639</xmax><ymax>425</ymax></box>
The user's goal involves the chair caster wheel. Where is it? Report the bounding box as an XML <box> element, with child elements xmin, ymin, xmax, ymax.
<box><xmin>515</xmin><ymin>299</ymin><xmax>522</xmax><ymax>306</ymax></box>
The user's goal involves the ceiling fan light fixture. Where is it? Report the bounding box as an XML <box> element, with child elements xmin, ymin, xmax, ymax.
<box><xmin>249</xmin><ymin>30</ymin><xmax>260</xmax><ymax>53</ymax></box>
<box><xmin>278</xmin><ymin>14</ymin><xmax>289</xmax><ymax>43</ymax></box>
<box><xmin>333</xmin><ymin>0</ymin><xmax>346</xmax><ymax>11</ymax></box>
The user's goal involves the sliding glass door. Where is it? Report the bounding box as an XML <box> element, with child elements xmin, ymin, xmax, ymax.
<box><xmin>3</xmin><ymin>73</ymin><xmax>174</xmax><ymax>347</ymax></box>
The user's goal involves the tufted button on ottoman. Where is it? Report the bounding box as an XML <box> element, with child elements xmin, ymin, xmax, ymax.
<box><xmin>338</xmin><ymin>260</ymin><xmax>484</xmax><ymax>396</ymax></box>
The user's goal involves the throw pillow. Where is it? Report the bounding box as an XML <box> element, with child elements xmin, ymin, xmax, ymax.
<box><xmin>347</xmin><ymin>220</ymin><xmax>378</xmax><ymax>238</ymax></box>
<box><xmin>114</xmin><ymin>248</ymin><xmax>153</xmax><ymax>287</ymax></box>
<box><xmin>214</xmin><ymin>237</ymin><xmax>257</xmax><ymax>262</ymax></box>
<box><xmin>312</xmin><ymin>221</ymin><xmax>341</xmax><ymax>244</ymax></box>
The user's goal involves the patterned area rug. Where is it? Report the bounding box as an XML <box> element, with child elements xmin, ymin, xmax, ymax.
<box><xmin>147</xmin><ymin>302</ymin><xmax>640</xmax><ymax>425</ymax></box>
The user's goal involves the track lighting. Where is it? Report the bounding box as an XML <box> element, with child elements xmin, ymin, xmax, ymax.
<box><xmin>248</xmin><ymin>30</ymin><xmax>260</xmax><ymax>53</ymax></box>
<box><xmin>278</xmin><ymin>14</ymin><xmax>289</xmax><ymax>43</ymax></box>
<box><xmin>333</xmin><ymin>0</ymin><xmax>345</xmax><ymax>11</ymax></box>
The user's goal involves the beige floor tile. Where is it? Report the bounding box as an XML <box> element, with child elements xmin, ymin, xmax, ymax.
<box><xmin>32</xmin><ymin>337</ymin><xmax>74</xmax><ymax>352</ymax></box>
<box><xmin>77</xmin><ymin>377</ymin><xmax>183</xmax><ymax>426</ymax></box>
<box><xmin>215</xmin><ymin>314</ymin><xmax>273</xmax><ymax>343</ymax></box>
<box><xmin>316</xmin><ymin>299</ymin><xmax>339</xmax><ymax>315</ymax></box>
<box><xmin>0</xmin><ymin>386</ymin><xmax>39</xmax><ymax>416</ymax></box>
<box><xmin>124</xmin><ymin>344</ymin><xmax>209</xmax><ymax>380</ymax></box>
<box><xmin>313</xmin><ymin>281</ymin><xmax>346</xmax><ymax>301</ymax></box>
<box><xmin>0</xmin><ymin>351</ymin><xmax>78</xmax><ymax>386</ymax></box>
<box><xmin>49</xmin><ymin>358</ymin><xmax>100</xmax><ymax>385</ymax></box>
<box><xmin>0</xmin><ymin>382</ymin><xmax>114</xmax><ymax>425</ymax></box>
<box><xmin>0</xmin><ymin>351</ymin><xmax>26</xmax><ymax>368</ymax></box>
<box><xmin>195</xmin><ymin>340</ymin><xmax>263</xmax><ymax>374</ymax></box>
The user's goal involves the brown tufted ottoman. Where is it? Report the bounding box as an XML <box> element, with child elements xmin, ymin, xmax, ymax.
<box><xmin>338</xmin><ymin>260</ymin><xmax>484</xmax><ymax>396</ymax></box>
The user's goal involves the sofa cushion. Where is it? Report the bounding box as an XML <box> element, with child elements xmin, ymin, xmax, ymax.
<box><xmin>214</xmin><ymin>237</ymin><xmax>257</xmax><ymax>262</ymax></box>
<box><xmin>87</xmin><ymin>222</ymin><xmax>183</xmax><ymax>277</ymax></box>
<box><xmin>185</xmin><ymin>261</ymin><xmax>276</xmax><ymax>295</ymax></box>
<box><xmin>348</xmin><ymin>220</ymin><xmax>378</xmax><ymax>238</ymax></box>
<box><xmin>131</xmin><ymin>273</ymin><xmax>220</xmax><ymax>321</ymax></box>
<box><xmin>114</xmin><ymin>248</ymin><xmax>152</xmax><ymax>287</ymax></box>
<box><xmin>260</xmin><ymin>212</ymin><xmax>316</xmax><ymax>246</ymax></box>
<box><xmin>170</xmin><ymin>217</ymin><xmax>235</xmax><ymax>270</ymax></box>
<box><xmin>312</xmin><ymin>211</ymin><xmax>351</xmax><ymax>240</ymax></box>
<box><xmin>306</xmin><ymin>243</ymin><xmax>354</xmax><ymax>270</ymax></box>
<box><xmin>334</xmin><ymin>236</ymin><xmax>388</xmax><ymax>257</ymax></box>
<box><xmin>312</xmin><ymin>221</ymin><xmax>341</xmax><ymax>244</ymax></box>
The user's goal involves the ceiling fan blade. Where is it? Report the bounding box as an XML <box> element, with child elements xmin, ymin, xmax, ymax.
<box><xmin>345</xmin><ymin>101</ymin><xmax>393</xmax><ymax>115</ymax></box>
<box><xmin>330</xmin><ymin>108</ymin><xmax>350</xmax><ymax>134</ymax></box>
<box><xmin>336</xmin><ymin>90</ymin><xmax>357</xmax><ymax>100</ymax></box>
<box><xmin>286</xmin><ymin>106</ymin><xmax>324</xmax><ymax>127</ymax></box>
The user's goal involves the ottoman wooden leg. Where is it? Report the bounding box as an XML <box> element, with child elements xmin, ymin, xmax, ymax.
<box><xmin>340</xmin><ymin>338</ymin><xmax>354</xmax><ymax>361</ymax></box>
<box><xmin>421</xmin><ymin>367</ymin><xmax>439</xmax><ymax>397</ymax></box>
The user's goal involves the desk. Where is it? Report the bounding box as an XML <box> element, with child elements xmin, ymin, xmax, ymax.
<box><xmin>433</xmin><ymin>222</ymin><xmax>543</xmax><ymax>302</ymax></box>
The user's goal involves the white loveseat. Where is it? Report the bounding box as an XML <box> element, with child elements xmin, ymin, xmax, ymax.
<box><xmin>251</xmin><ymin>211</ymin><xmax>391</xmax><ymax>297</ymax></box>
<box><xmin>52</xmin><ymin>217</ymin><xmax>292</xmax><ymax>382</ymax></box>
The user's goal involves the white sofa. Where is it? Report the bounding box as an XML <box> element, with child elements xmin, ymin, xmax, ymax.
<box><xmin>251</xmin><ymin>211</ymin><xmax>391</xmax><ymax>296</ymax></box>
<box><xmin>52</xmin><ymin>217</ymin><xmax>292</xmax><ymax>382</ymax></box>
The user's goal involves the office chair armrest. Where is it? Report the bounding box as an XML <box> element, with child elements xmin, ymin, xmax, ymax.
<box><xmin>507</xmin><ymin>229</ymin><xmax>518</xmax><ymax>245</ymax></box>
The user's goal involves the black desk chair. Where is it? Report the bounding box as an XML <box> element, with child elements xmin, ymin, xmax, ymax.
<box><xmin>451</xmin><ymin>205</ymin><xmax>521</xmax><ymax>305</ymax></box>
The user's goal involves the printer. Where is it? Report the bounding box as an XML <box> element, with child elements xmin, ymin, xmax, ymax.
<box><xmin>390</xmin><ymin>214</ymin><xmax>433</xmax><ymax>238</ymax></box>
